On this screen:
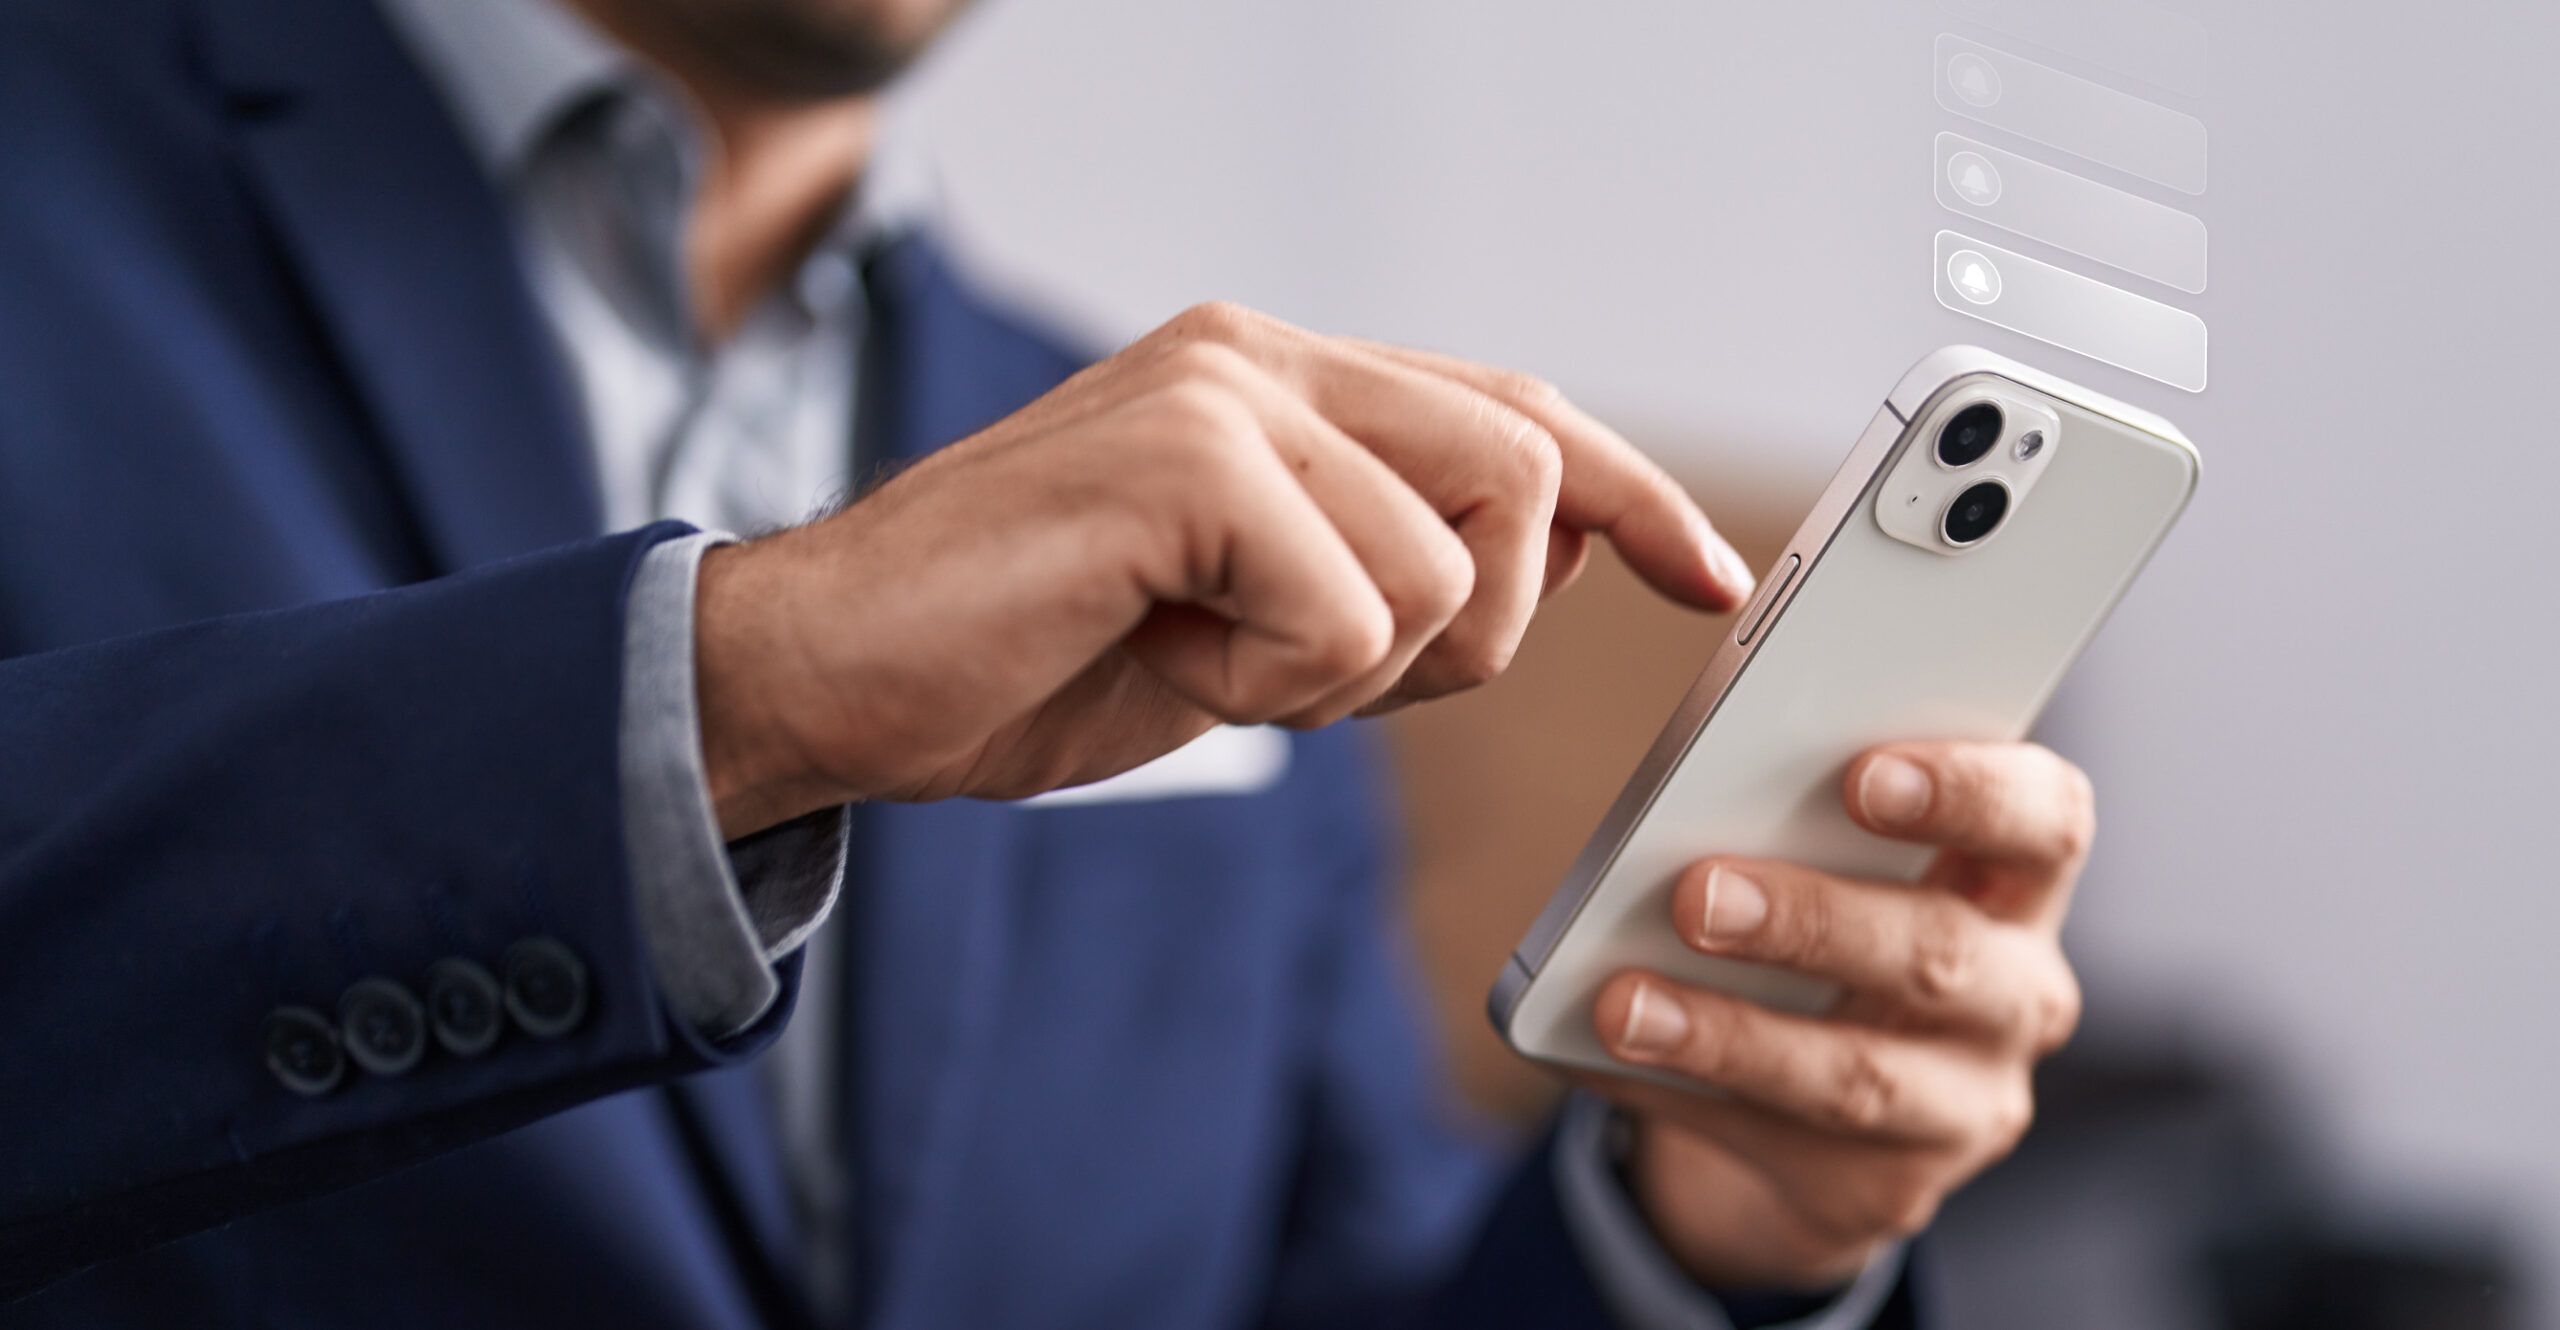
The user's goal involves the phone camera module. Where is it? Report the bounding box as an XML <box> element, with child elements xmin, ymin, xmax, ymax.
<box><xmin>1936</xmin><ymin>403</ymin><xmax>2004</xmax><ymax>467</ymax></box>
<box><xmin>1941</xmin><ymin>479</ymin><xmax>2012</xmax><ymax>547</ymax></box>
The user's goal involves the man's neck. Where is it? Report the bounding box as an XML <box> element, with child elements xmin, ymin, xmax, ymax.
<box><xmin>681</xmin><ymin>96</ymin><xmax>877</xmax><ymax>341</ymax></box>
<box><xmin>563</xmin><ymin>0</ymin><xmax>878</xmax><ymax>342</ymax></box>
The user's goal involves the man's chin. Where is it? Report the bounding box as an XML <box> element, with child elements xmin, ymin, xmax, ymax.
<box><xmin>612</xmin><ymin>0</ymin><xmax>974</xmax><ymax>101</ymax></box>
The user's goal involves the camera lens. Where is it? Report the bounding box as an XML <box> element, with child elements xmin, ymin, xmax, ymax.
<box><xmin>1936</xmin><ymin>402</ymin><xmax>2003</xmax><ymax>467</ymax></box>
<box><xmin>1941</xmin><ymin>479</ymin><xmax>2011</xmax><ymax>546</ymax></box>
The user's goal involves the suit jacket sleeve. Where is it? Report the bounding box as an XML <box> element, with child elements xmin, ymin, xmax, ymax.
<box><xmin>0</xmin><ymin>522</ymin><xmax>794</xmax><ymax>1300</ymax></box>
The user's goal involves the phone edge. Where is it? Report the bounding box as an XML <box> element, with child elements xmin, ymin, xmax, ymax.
<box><xmin>1485</xmin><ymin>393</ymin><xmax>1912</xmax><ymax>1034</ymax></box>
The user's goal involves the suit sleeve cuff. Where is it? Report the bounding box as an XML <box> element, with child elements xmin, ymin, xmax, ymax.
<box><xmin>1551</xmin><ymin>1092</ymin><xmax>1908</xmax><ymax>1330</ymax></box>
<box><xmin>620</xmin><ymin>531</ymin><xmax>845</xmax><ymax>1038</ymax></box>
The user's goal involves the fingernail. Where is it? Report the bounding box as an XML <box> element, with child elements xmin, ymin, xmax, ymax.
<box><xmin>1700</xmin><ymin>865</ymin><xmax>1767</xmax><ymax>944</ymax></box>
<box><xmin>1699</xmin><ymin>535</ymin><xmax>1754</xmax><ymax>595</ymax></box>
<box><xmin>1687</xmin><ymin>511</ymin><xmax>1755</xmax><ymax>596</ymax></box>
<box><xmin>1711</xmin><ymin>543</ymin><xmax>1757</xmax><ymax>598</ymax></box>
<box><xmin>1858</xmin><ymin>754</ymin><xmax>1933</xmax><ymax>829</ymax></box>
<box><xmin>1618</xmin><ymin>980</ymin><xmax>1691</xmax><ymax>1056</ymax></box>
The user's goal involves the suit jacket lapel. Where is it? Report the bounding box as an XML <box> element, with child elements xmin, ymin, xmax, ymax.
<box><xmin>860</xmin><ymin>236</ymin><xmax>1089</xmax><ymax>469</ymax></box>
<box><xmin>195</xmin><ymin>0</ymin><xmax>601</xmax><ymax>573</ymax></box>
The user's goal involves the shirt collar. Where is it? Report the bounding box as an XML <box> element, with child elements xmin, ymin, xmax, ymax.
<box><xmin>374</xmin><ymin>0</ymin><xmax>636</xmax><ymax>180</ymax></box>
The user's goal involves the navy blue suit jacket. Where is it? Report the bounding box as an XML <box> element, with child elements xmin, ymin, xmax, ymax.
<box><xmin>0</xmin><ymin>0</ymin><xmax>1825</xmax><ymax>1325</ymax></box>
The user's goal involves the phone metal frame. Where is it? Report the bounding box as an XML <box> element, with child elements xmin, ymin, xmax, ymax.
<box><xmin>1486</xmin><ymin>345</ymin><xmax>2196</xmax><ymax>1036</ymax></box>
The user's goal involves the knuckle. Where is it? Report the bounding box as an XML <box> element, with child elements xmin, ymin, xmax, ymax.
<box><xmin>1159</xmin><ymin>338</ymin><xmax>1257</xmax><ymax>392</ymax></box>
<box><xmin>1522</xmin><ymin>425</ymin><xmax>1565</xmax><ymax>498</ymax></box>
<box><xmin>1984</xmin><ymin>1080</ymin><xmax>2037</xmax><ymax>1156</ymax></box>
<box><xmin>1822</xmin><ymin>1039</ymin><xmax>1901</xmax><ymax>1133</ymax></box>
<box><xmin>2003</xmin><ymin>744</ymin><xmax>2095</xmax><ymax>863</ymax></box>
<box><xmin>1415</xmin><ymin>627</ymin><xmax>1511</xmax><ymax>695</ymax></box>
<box><xmin>2030</xmin><ymin>965</ymin><xmax>2084</xmax><ymax>1053</ymax></box>
<box><xmin>1319</xmin><ymin>598</ymin><xmax>1397</xmax><ymax>678</ymax></box>
<box><xmin>1935</xmin><ymin>752</ymin><xmax>1999</xmax><ymax>834</ymax></box>
<box><xmin>1464</xmin><ymin>392</ymin><xmax>1563</xmax><ymax>488</ymax></box>
<box><xmin>1678</xmin><ymin>1001</ymin><xmax>1744</xmax><ymax>1085</ymax></box>
<box><xmin>1238</xmin><ymin>610</ymin><xmax>1394</xmax><ymax>718</ymax></box>
<box><xmin>1150</xmin><ymin>378</ymin><xmax>1255</xmax><ymax>449</ymax></box>
<box><xmin>1425</xmin><ymin>543</ymin><xmax>1478</xmax><ymax>623</ymax></box>
<box><xmin>1906</xmin><ymin>900</ymin><xmax>1981</xmax><ymax>1003</ymax></box>
<box><xmin>2048</xmin><ymin>819</ymin><xmax>2094</xmax><ymax>868</ymax></box>
<box><xmin>2054</xmin><ymin>757</ymin><xmax>2099</xmax><ymax>862</ymax></box>
<box><xmin>1169</xmin><ymin>299</ymin><xmax>1260</xmax><ymax>344</ymax></box>
<box><xmin>1505</xmin><ymin>415</ymin><xmax>1566</xmax><ymax>495</ymax></box>
<box><xmin>1449</xmin><ymin>631</ymin><xmax>1515</xmax><ymax>688</ymax></box>
<box><xmin>1489</xmin><ymin>369</ymin><xmax>1566</xmax><ymax>412</ymax></box>
<box><xmin>1389</xmin><ymin>530</ymin><xmax>1477</xmax><ymax>628</ymax></box>
<box><xmin>1759</xmin><ymin>877</ymin><xmax>1828</xmax><ymax>967</ymax></box>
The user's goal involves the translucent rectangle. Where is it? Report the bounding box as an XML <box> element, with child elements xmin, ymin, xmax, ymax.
<box><xmin>1936</xmin><ymin>132</ymin><xmax>2207</xmax><ymax>292</ymax></box>
<box><xmin>1935</xmin><ymin>230</ymin><xmax>2206</xmax><ymax>391</ymax></box>
<box><xmin>1935</xmin><ymin>34</ymin><xmax>2206</xmax><ymax>195</ymax></box>
<box><xmin>1938</xmin><ymin>0</ymin><xmax>2208</xmax><ymax>98</ymax></box>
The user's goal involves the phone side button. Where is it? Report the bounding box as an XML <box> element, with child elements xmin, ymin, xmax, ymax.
<box><xmin>1737</xmin><ymin>554</ymin><xmax>1801</xmax><ymax>646</ymax></box>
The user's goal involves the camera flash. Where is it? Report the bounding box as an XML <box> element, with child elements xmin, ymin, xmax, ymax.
<box><xmin>2014</xmin><ymin>429</ymin><xmax>2045</xmax><ymax>460</ymax></box>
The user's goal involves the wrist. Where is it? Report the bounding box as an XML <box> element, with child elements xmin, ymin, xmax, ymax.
<box><xmin>1626</xmin><ymin>1115</ymin><xmax>1877</xmax><ymax>1294</ymax></box>
<box><xmin>693</xmin><ymin>540</ymin><xmax>843</xmax><ymax>838</ymax></box>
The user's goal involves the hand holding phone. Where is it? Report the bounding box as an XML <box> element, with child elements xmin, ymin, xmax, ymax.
<box><xmin>1578</xmin><ymin>736</ymin><xmax>2092</xmax><ymax>1288</ymax></box>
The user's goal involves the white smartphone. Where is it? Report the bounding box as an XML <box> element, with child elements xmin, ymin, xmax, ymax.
<box><xmin>1490</xmin><ymin>346</ymin><xmax>2199</xmax><ymax>1079</ymax></box>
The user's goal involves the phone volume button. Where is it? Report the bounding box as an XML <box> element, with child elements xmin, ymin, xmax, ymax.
<box><xmin>1736</xmin><ymin>554</ymin><xmax>1801</xmax><ymax>646</ymax></box>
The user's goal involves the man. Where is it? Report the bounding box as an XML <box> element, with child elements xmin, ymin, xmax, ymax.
<box><xmin>0</xmin><ymin>0</ymin><xmax>2088</xmax><ymax>1324</ymax></box>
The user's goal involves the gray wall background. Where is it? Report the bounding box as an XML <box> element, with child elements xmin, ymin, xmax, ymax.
<box><xmin>874</xmin><ymin>0</ymin><xmax>2560</xmax><ymax>1308</ymax></box>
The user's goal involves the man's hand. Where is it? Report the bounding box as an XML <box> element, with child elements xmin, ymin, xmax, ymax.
<box><xmin>692</xmin><ymin>302</ymin><xmax>1754</xmax><ymax>835</ymax></box>
<box><xmin>1584</xmin><ymin>740</ymin><xmax>2091</xmax><ymax>1290</ymax></box>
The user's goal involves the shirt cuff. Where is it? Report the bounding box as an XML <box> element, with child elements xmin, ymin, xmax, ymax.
<box><xmin>1550</xmin><ymin>1091</ymin><xmax>1908</xmax><ymax>1330</ymax></box>
<box><xmin>620</xmin><ymin>531</ymin><xmax>845</xmax><ymax>1038</ymax></box>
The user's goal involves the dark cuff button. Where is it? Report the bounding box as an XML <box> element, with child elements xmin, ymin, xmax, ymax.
<box><xmin>263</xmin><ymin>1006</ymin><xmax>346</xmax><ymax>1097</ymax></box>
<box><xmin>503</xmin><ymin>936</ymin><xmax>589</xmax><ymax>1039</ymax></box>
<box><xmin>424</xmin><ymin>957</ymin><xmax>504</xmax><ymax>1057</ymax></box>
<box><xmin>337</xmin><ymin>977</ymin><xmax>427</xmax><ymax>1077</ymax></box>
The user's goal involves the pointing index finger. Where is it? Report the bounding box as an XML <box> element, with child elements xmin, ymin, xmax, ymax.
<box><xmin>1343</xmin><ymin>341</ymin><xmax>1757</xmax><ymax>613</ymax></box>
